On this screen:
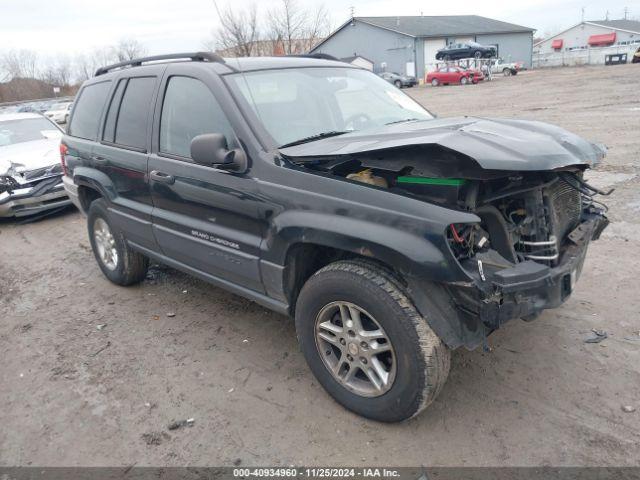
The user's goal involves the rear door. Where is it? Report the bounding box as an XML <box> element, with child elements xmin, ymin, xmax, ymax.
<box><xmin>92</xmin><ymin>69</ymin><xmax>161</xmax><ymax>251</ymax></box>
<box><xmin>148</xmin><ymin>64</ymin><xmax>264</xmax><ymax>293</ymax></box>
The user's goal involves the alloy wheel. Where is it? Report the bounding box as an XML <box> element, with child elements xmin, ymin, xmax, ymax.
<box><xmin>93</xmin><ymin>218</ymin><xmax>118</xmax><ymax>271</ymax></box>
<box><xmin>314</xmin><ymin>301</ymin><xmax>397</xmax><ymax>397</ymax></box>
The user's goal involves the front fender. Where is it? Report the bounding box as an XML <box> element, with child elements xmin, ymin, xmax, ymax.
<box><xmin>263</xmin><ymin>210</ymin><xmax>472</xmax><ymax>283</ymax></box>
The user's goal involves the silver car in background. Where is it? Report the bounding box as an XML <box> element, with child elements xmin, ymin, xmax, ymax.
<box><xmin>0</xmin><ymin>113</ymin><xmax>71</xmax><ymax>217</ymax></box>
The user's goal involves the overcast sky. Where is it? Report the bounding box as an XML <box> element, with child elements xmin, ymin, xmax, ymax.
<box><xmin>0</xmin><ymin>0</ymin><xmax>636</xmax><ymax>57</ymax></box>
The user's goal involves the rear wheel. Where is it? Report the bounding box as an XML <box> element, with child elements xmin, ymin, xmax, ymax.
<box><xmin>87</xmin><ymin>199</ymin><xmax>149</xmax><ymax>286</ymax></box>
<box><xmin>431</xmin><ymin>78</ymin><xmax>439</xmax><ymax>86</ymax></box>
<box><xmin>460</xmin><ymin>76</ymin><xmax>468</xmax><ymax>85</ymax></box>
<box><xmin>393</xmin><ymin>80</ymin><xmax>402</xmax><ymax>88</ymax></box>
<box><xmin>503</xmin><ymin>68</ymin><xmax>512</xmax><ymax>77</ymax></box>
<box><xmin>474</xmin><ymin>50</ymin><xmax>482</xmax><ymax>59</ymax></box>
<box><xmin>295</xmin><ymin>260</ymin><xmax>450</xmax><ymax>422</ymax></box>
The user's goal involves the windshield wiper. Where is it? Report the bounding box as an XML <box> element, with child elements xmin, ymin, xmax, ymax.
<box><xmin>385</xmin><ymin>118</ymin><xmax>421</xmax><ymax>125</ymax></box>
<box><xmin>279</xmin><ymin>130</ymin><xmax>350</xmax><ymax>148</ymax></box>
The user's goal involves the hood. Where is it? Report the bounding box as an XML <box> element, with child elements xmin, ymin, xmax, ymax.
<box><xmin>0</xmin><ymin>138</ymin><xmax>62</xmax><ymax>177</ymax></box>
<box><xmin>279</xmin><ymin>117</ymin><xmax>606</xmax><ymax>172</ymax></box>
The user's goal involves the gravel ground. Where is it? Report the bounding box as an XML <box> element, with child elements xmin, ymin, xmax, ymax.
<box><xmin>1</xmin><ymin>64</ymin><xmax>639</xmax><ymax>467</ymax></box>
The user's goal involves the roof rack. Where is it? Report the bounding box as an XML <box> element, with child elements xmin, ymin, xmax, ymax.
<box><xmin>94</xmin><ymin>51</ymin><xmax>229</xmax><ymax>76</ymax></box>
<box><xmin>288</xmin><ymin>53</ymin><xmax>339</xmax><ymax>61</ymax></box>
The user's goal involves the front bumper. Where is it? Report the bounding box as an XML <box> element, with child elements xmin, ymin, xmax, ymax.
<box><xmin>0</xmin><ymin>176</ymin><xmax>72</xmax><ymax>218</ymax></box>
<box><xmin>454</xmin><ymin>214</ymin><xmax>608</xmax><ymax>329</ymax></box>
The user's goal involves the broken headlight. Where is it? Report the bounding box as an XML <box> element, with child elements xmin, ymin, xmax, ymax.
<box><xmin>0</xmin><ymin>175</ymin><xmax>20</xmax><ymax>194</ymax></box>
<box><xmin>447</xmin><ymin>223</ymin><xmax>491</xmax><ymax>261</ymax></box>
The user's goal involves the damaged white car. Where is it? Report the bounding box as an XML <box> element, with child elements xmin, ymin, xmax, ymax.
<box><xmin>0</xmin><ymin>112</ymin><xmax>71</xmax><ymax>218</ymax></box>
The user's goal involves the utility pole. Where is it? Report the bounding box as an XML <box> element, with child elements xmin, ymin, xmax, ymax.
<box><xmin>624</xmin><ymin>6</ymin><xmax>629</xmax><ymax>19</ymax></box>
<box><xmin>581</xmin><ymin>6</ymin><xmax>585</xmax><ymax>22</ymax></box>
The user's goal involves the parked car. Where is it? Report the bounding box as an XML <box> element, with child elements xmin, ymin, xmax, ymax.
<box><xmin>436</xmin><ymin>41</ymin><xmax>497</xmax><ymax>61</ymax></box>
<box><xmin>62</xmin><ymin>53</ymin><xmax>608</xmax><ymax>422</ymax></box>
<box><xmin>378</xmin><ymin>71</ymin><xmax>418</xmax><ymax>88</ymax></box>
<box><xmin>0</xmin><ymin>112</ymin><xmax>71</xmax><ymax>217</ymax></box>
<box><xmin>490</xmin><ymin>58</ymin><xmax>521</xmax><ymax>76</ymax></box>
<box><xmin>426</xmin><ymin>66</ymin><xmax>479</xmax><ymax>86</ymax></box>
<box><xmin>44</xmin><ymin>102</ymin><xmax>73</xmax><ymax>124</ymax></box>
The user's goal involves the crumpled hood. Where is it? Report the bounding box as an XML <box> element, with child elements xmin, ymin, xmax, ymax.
<box><xmin>279</xmin><ymin>117</ymin><xmax>606</xmax><ymax>171</ymax></box>
<box><xmin>0</xmin><ymin>138</ymin><xmax>62</xmax><ymax>177</ymax></box>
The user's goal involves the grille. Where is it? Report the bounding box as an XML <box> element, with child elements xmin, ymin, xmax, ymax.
<box><xmin>546</xmin><ymin>178</ymin><xmax>582</xmax><ymax>243</ymax></box>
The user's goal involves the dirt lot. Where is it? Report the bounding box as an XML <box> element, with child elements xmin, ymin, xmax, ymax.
<box><xmin>1</xmin><ymin>65</ymin><xmax>639</xmax><ymax>467</ymax></box>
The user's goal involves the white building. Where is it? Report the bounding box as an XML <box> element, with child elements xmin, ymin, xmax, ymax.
<box><xmin>534</xmin><ymin>19</ymin><xmax>640</xmax><ymax>66</ymax></box>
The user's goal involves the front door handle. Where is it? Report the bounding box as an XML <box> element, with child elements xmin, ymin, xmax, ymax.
<box><xmin>149</xmin><ymin>170</ymin><xmax>175</xmax><ymax>185</ymax></box>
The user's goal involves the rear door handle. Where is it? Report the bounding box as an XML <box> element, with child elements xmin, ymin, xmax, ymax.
<box><xmin>149</xmin><ymin>170</ymin><xmax>175</xmax><ymax>185</ymax></box>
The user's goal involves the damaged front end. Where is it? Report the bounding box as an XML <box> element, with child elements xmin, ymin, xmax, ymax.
<box><xmin>0</xmin><ymin>161</ymin><xmax>70</xmax><ymax>218</ymax></box>
<box><xmin>280</xmin><ymin>117</ymin><xmax>609</xmax><ymax>343</ymax></box>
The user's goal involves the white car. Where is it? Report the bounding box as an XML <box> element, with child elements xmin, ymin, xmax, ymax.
<box><xmin>44</xmin><ymin>101</ymin><xmax>73</xmax><ymax>124</ymax></box>
<box><xmin>489</xmin><ymin>58</ymin><xmax>522</xmax><ymax>76</ymax></box>
<box><xmin>0</xmin><ymin>113</ymin><xmax>71</xmax><ymax>217</ymax></box>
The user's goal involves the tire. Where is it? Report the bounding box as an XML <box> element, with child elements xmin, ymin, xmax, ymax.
<box><xmin>474</xmin><ymin>50</ymin><xmax>482</xmax><ymax>59</ymax></box>
<box><xmin>393</xmin><ymin>80</ymin><xmax>402</xmax><ymax>88</ymax></box>
<box><xmin>503</xmin><ymin>68</ymin><xmax>511</xmax><ymax>77</ymax></box>
<box><xmin>444</xmin><ymin>54</ymin><xmax>451</xmax><ymax>62</ymax></box>
<box><xmin>87</xmin><ymin>198</ymin><xmax>149</xmax><ymax>286</ymax></box>
<box><xmin>295</xmin><ymin>260</ymin><xmax>450</xmax><ymax>422</ymax></box>
<box><xmin>460</xmin><ymin>76</ymin><xmax>468</xmax><ymax>85</ymax></box>
<box><xmin>431</xmin><ymin>78</ymin><xmax>439</xmax><ymax>87</ymax></box>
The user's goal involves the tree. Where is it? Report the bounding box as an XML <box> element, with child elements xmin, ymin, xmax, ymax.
<box><xmin>1</xmin><ymin>49</ymin><xmax>38</xmax><ymax>81</ymax></box>
<box><xmin>206</xmin><ymin>3</ymin><xmax>260</xmax><ymax>57</ymax></box>
<box><xmin>40</xmin><ymin>55</ymin><xmax>73</xmax><ymax>87</ymax></box>
<box><xmin>111</xmin><ymin>38</ymin><xmax>147</xmax><ymax>62</ymax></box>
<box><xmin>265</xmin><ymin>0</ymin><xmax>329</xmax><ymax>55</ymax></box>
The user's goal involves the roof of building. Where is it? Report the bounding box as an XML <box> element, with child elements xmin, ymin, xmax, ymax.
<box><xmin>534</xmin><ymin>19</ymin><xmax>640</xmax><ymax>47</ymax></box>
<box><xmin>356</xmin><ymin>15</ymin><xmax>533</xmax><ymax>37</ymax></box>
<box><xmin>586</xmin><ymin>19</ymin><xmax>640</xmax><ymax>33</ymax></box>
<box><xmin>340</xmin><ymin>55</ymin><xmax>374</xmax><ymax>63</ymax></box>
<box><xmin>310</xmin><ymin>15</ymin><xmax>534</xmax><ymax>52</ymax></box>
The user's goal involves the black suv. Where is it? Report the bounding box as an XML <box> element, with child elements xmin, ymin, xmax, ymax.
<box><xmin>62</xmin><ymin>52</ymin><xmax>608</xmax><ymax>422</ymax></box>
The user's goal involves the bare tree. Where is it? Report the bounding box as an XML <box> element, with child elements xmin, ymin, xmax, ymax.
<box><xmin>265</xmin><ymin>0</ymin><xmax>329</xmax><ymax>55</ymax></box>
<box><xmin>206</xmin><ymin>3</ymin><xmax>260</xmax><ymax>57</ymax></box>
<box><xmin>74</xmin><ymin>47</ymin><xmax>118</xmax><ymax>82</ymax></box>
<box><xmin>40</xmin><ymin>55</ymin><xmax>73</xmax><ymax>87</ymax></box>
<box><xmin>111</xmin><ymin>38</ymin><xmax>147</xmax><ymax>62</ymax></box>
<box><xmin>1</xmin><ymin>49</ymin><xmax>39</xmax><ymax>81</ymax></box>
<box><xmin>266</xmin><ymin>0</ymin><xmax>306</xmax><ymax>55</ymax></box>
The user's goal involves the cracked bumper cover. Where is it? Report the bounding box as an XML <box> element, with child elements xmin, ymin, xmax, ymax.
<box><xmin>454</xmin><ymin>214</ymin><xmax>608</xmax><ymax>328</ymax></box>
<box><xmin>0</xmin><ymin>176</ymin><xmax>71</xmax><ymax>217</ymax></box>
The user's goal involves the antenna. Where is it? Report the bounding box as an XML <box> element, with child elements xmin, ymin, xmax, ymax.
<box><xmin>350</xmin><ymin>6</ymin><xmax>355</xmax><ymax>26</ymax></box>
<box><xmin>605</xmin><ymin>10</ymin><xmax>610</xmax><ymax>20</ymax></box>
<box><xmin>624</xmin><ymin>6</ymin><xmax>629</xmax><ymax>19</ymax></box>
<box><xmin>581</xmin><ymin>6</ymin><xmax>585</xmax><ymax>22</ymax></box>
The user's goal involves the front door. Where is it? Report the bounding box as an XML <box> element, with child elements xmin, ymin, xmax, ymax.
<box><xmin>148</xmin><ymin>66</ymin><xmax>265</xmax><ymax>293</ymax></box>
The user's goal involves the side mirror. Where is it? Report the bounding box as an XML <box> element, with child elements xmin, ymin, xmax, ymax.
<box><xmin>190</xmin><ymin>133</ymin><xmax>247</xmax><ymax>172</ymax></box>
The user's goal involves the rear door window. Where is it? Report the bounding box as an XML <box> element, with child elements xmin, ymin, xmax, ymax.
<box><xmin>112</xmin><ymin>77</ymin><xmax>156</xmax><ymax>150</ymax></box>
<box><xmin>68</xmin><ymin>81</ymin><xmax>111</xmax><ymax>140</ymax></box>
<box><xmin>159</xmin><ymin>76</ymin><xmax>235</xmax><ymax>159</ymax></box>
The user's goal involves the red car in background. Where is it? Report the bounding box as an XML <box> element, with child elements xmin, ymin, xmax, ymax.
<box><xmin>426</xmin><ymin>66</ymin><xmax>480</xmax><ymax>86</ymax></box>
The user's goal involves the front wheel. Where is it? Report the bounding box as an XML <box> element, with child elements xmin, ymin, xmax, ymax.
<box><xmin>295</xmin><ymin>260</ymin><xmax>450</xmax><ymax>422</ymax></box>
<box><xmin>503</xmin><ymin>68</ymin><xmax>512</xmax><ymax>77</ymax></box>
<box><xmin>393</xmin><ymin>80</ymin><xmax>402</xmax><ymax>88</ymax></box>
<box><xmin>431</xmin><ymin>78</ymin><xmax>439</xmax><ymax>86</ymax></box>
<box><xmin>474</xmin><ymin>50</ymin><xmax>482</xmax><ymax>59</ymax></box>
<box><xmin>88</xmin><ymin>199</ymin><xmax>149</xmax><ymax>286</ymax></box>
<box><xmin>460</xmin><ymin>76</ymin><xmax>468</xmax><ymax>85</ymax></box>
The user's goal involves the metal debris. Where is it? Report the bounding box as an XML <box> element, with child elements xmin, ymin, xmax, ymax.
<box><xmin>167</xmin><ymin>312</ymin><xmax>176</xmax><ymax>318</ymax></box>
<box><xmin>167</xmin><ymin>418</ymin><xmax>195</xmax><ymax>430</ymax></box>
<box><xmin>622</xmin><ymin>405</ymin><xmax>636</xmax><ymax>413</ymax></box>
<box><xmin>96</xmin><ymin>324</ymin><xmax>107</xmax><ymax>330</ymax></box>
<box><xmin>584</xmin><ymin>329</ymin><xmax>608</xmax><ymax>343</ymax></box>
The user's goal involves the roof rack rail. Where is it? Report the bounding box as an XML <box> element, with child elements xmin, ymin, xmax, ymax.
<box><xmin>94</xmin><ymin>51</ymin><xmax>229</xmax><ymax>76</ymax></box>
<box><xmin>288</xmin><ymin>53</ymin><xmax>339</xmax><ymax>61</ymax></box>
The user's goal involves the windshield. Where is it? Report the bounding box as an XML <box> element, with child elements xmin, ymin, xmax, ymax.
<box><xmin>0</xmin><ymin>118</ymin><xmax>61</xmax><ymax>146</ymax></box>
<box><xmin>227</xmin><ymin>67</ymin><xmax>433</xmax><ymax>147</ymax></box>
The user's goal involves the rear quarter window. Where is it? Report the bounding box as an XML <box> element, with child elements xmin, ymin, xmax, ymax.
<box><xmin>113</xmin><ymin>77</ymin><xmax>156</xmax><ymax>150</ymax></box>
<box><xmin>68</xmin><ymin>81</ymin><xmax>111</xmax><ymax>140</ymax></box>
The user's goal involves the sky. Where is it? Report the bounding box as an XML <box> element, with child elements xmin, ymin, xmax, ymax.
<box><xmin>0</xmin><ymin>0</ymin><xmax>636</xmax><ymax>58</ymax></box>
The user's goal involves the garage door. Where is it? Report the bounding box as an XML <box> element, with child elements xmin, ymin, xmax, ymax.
<box><xmin>454</xmin><ymin>36</ymin><xmax>474</xmax><ymax>44</ymax></box>
<box><xmin>424</xmin><ymin>38</ymin><xmax>446</xmax><ymax>73</ymax></box>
